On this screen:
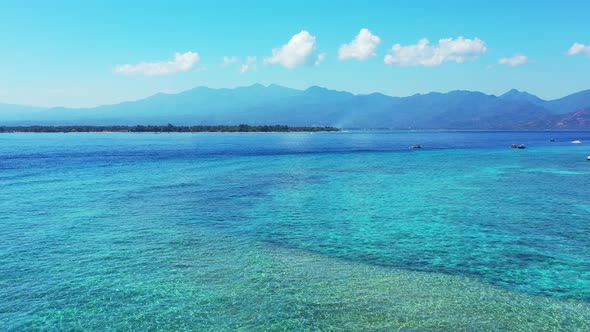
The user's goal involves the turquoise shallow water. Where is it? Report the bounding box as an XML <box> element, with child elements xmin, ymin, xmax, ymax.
<box><xmin>1</xmin><ymin>131</ymin><xmax>590</xmax><ymax>330</ymax></box>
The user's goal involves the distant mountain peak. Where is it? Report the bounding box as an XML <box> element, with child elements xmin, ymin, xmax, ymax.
<box><xmin>500</xmin><ymin>89</ymin><xmax>544</xmax><ymax>103</ymax></box>
<box><xmin>234</xmin><ymin>83</ymin><xmax>265</xmax><ymax>90</ymax></box>
<box><xmin>501</xmin><ymin>88</ymin><xmax>538</xmax><ymax>98</ymax></box>
<box><xmin>305</xmin><ymin>85</ymin><xmax>328</xmax><ymax>92</ymax></box>
<box><xmin>449</xmin><ymin>90</ymin><xmax>489</xmax><ymax>96</ymax></box>
<box><xmin>504</xmin><ymin>88</ymin><xmax>522</xmax><ymax>94</ymax></box>
<box><xmin>266</xmin><ymin>83</ymin><xmax>299</xmax><ymax>92</ymax></box>
<box><xmin>268</xmin><ymin>83</ymin><xmax>288</xmax><ymax>89</ymax></box>
<box><xmin>302</xmin><ymin>86</ymin><xmax>355</xmax><ymax>100</ymax></box>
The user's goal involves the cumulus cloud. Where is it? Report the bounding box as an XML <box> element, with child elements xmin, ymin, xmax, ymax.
<box><xmin>384</xmin><ymin>37</ymin><xmax>487</xmax><ymax>66</ymax></box>
<box><xmin>264</xmin><ymin>30</ymin><xmax>319</xmax><ymax>68</ymax></box>
<box><xmin>115</xmin><ymin>52</ymin><xmax>200</xmax><ymax>76</ymax></box>
<box><xmin>240</xmin><ymin>56</ymin><xmax>257</xmax><ymax>74</ymax></box>
<box><xmin>338</xmin><ymin>28</ymin><xmax>381</xmax><ymax>60</ymax></box>
<box><xmin>223</xmin><ymin>56</ymin><xmax>238</xmax><ymax>66</ymax></box>
<box><xmin>566</xmin><ymin>42</ymin><xmax>590</xmax><ymax>56</ymax></box>
<box><xmin>498</xmin><ymin>54</ymin><xmax>528</xmax><ymax>66</ymax></box>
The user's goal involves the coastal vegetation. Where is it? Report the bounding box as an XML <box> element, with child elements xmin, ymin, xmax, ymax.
<box><xmin>0</xmin><ymin>124</ymin><xmax>340</xmax><ymax>133</ymax></box>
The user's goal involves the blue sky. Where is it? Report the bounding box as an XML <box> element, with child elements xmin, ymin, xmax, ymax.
<box><xmin>1</xmin><ymin>0</ymin><xmax>589</xmax><ymax>107</ymax></box>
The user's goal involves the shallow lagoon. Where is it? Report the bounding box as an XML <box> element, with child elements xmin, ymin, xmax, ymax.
<box><xmin>1</xmin><ymin>131</ymin><xmax>590</xmax><ymax>330</ymax></box>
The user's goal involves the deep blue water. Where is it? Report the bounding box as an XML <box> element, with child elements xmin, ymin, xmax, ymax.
<box><xmin>1</xmin><ymin>131</ymin><xmax>590</xmax><ymax>330</ymax></box>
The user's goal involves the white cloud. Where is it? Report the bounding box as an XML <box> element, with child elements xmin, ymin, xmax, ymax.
<box><xmin>264</xmin><ymin>30</ymin><xmax>318</xmax><ymax>68</ymax></box>
<box><xmin>566</xmin><ymin>42</ymin><xmax>590</xmax><ymax>56</ymax></box>
<box><xmin>315</xmin><ymin>53</ymin><xmax>326</xmax><ymax>66</ymax></box>
<box><xmin>223</xmin><ymin>56</ymin><xmax>238</xmax><ymax>66</ymax></box>
<box><xmin>115</xmin><ymin>51</ymin><xmax>200</xmax><ymax>76</ymax></box>
<box><xmin>240</xmin><ymin>56</ymin><xmax>257</xmax><ymax>74</ymax></box>
<box><xmin>384</xmin><ymin>37</ymin><xmax>487</xmax><ymax>66</ymax></box>
<box><xmin>338</xmin><ymin>28</ymin><xmax>381</xmax><ymax>61</ymax></box>
<box><xmin>498</xmin><ymin>54</ymin><xmax>528</xmax><ymax>66</ymax></box>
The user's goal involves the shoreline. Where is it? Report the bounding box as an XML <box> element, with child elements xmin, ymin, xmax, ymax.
<box><xmin>0</xmin><ymin>124</ymin><xmax>341</xmax><ymax>134</ymax></box>
<box><xmin>0</xmin><ymin>131</ymin><xmax>342</xmax><ymax>134</ymax></box>
<box><xmin>3</xmin><ymin>127</ymin><xmax>590</xmax><ymax>133</ymax></box>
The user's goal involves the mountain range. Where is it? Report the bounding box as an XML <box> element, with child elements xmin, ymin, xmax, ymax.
<box><xmin>1</xmin><ymin>84</ymin><xmax>590</xmax><ymax>129</ymax></box>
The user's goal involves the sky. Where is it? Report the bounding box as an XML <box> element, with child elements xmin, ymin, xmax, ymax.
<box><xmin>0</xmin><ymin>0</ymin><xmax>589</xmax><ymax>107</ymax></box>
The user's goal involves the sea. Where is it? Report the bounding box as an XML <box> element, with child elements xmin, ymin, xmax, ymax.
<box><xmin>1</xmin><ymin>131</ymin><xmax>590</xmax><ymax>331</ymax></box>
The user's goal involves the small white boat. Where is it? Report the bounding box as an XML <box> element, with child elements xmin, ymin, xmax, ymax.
<box><xmin>572</xmin><ymin>140</ymin><xmax>583</xmax><ymax>144</ymax></box>
<box><xmin>587</xmin><ymin>156</ymin><xmax>590</xmax><ymax>161</ymax></box>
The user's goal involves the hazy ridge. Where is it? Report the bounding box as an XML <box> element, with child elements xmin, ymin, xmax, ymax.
<box><xmin>1</xmin><ymin>85</ymin><xmax>590</xmax><ymax>129</ymax></box>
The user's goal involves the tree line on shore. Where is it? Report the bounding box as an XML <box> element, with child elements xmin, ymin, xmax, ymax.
<box><xmin>0</xmin><ymin>124</ymin><xmax>340</xmax><ymax>133</ymax></box>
